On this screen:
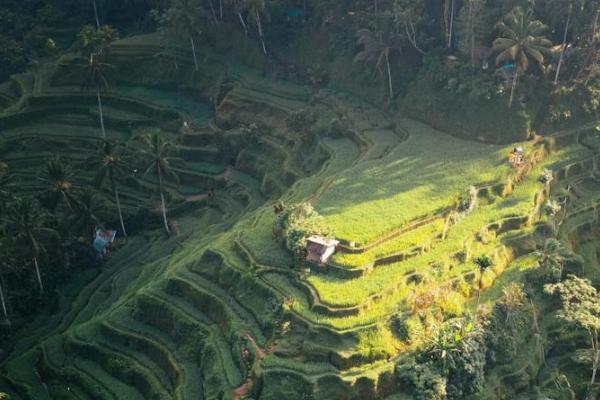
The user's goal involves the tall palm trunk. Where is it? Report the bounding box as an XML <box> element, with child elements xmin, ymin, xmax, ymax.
<box><xmin>92</xmin><ymin>0</ymin><xmax>100</xmax><ymax>29</ymax></box>
<box><xmin>33</xmin><ymin>257</ymin><xmax>43</xmax><ymax>294</ymax></box>
<box><xmin>476</xmin><ymin>274</ymin><xmax>483</xmax><ymax>306</ymax></box>
<box><xmin>255</xmin><ymin>11</ymin><xmax>267</xmax><ymax>55</ymax></box>
<box><xmin>509</xmin><ymin>68</ymin><xmax>519</xmax><ymax>108</ymax></box>
<box><xmin>589</xmin><ymin>336</ymin><xmax>599</xmax><ymax>398</ymax></box>
<box><xmin>97</xmin><ymin>90</ymin><xmax>106</xmax><ymax>139</ymax></box>
<box><xmin>0</xmin><ymin>280</ymin><xmax>9</xmax><ymax>324</ymax></box>
<box><xmin>447</xmin><ymin>0</ymin><xmax>455</xmax><ymax>49</ymax></box>
<box><xmin>158</xmin><ymin>166</ymin><xmax>170</xmax><ymax>235</ymax></box>
<box><xmin>593</xmin><ymin>8</ymin><xmax>600</xmax><ymax>44</ymax></box>
<box><xmin>209</xmin><ymin>0</ymin><xmax>218</xmax><ymax>23</ymax></box>
<box><xmin>468</xmin><ymin>0</ymin><xmax>476</xmax><ymax>69</ymax></box>
<box><xmin>219</xmin><ymin>0</ymin><xmax>223</xmax><ymax>20</ymax></box>
<box><xmin>190</xmin><ymin>36</ymin><xmax>199</xmax><ymax>71</ymax></box>
<box><xmin>385</xmin><ymin>52</ymin><xmax>393</xmax><ymax>100</ymax></box>
<box><xmin>238</xmin><ymin>12</ymin><xmax>248</xmax><ymax>35</ymax></box>
<box><xmin>554</xmin><ymin>3</ymin><xmax>572</xmax><ymax>85</ymax></box>
<box><xmin>111</xmin><ymin>173</ymin><xmax>127</xmax><ymax>238</ymax></box>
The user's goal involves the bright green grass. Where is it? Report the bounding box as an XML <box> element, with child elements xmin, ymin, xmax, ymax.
<box><xmin>316</xmin><ymin>119</ymin><xmax>528</xmax><ymax>245</ymax></box>
<box><xmin>477</xmin><ymin>253</ymin><xmax>539</xmax><ymax>305</ymax></box>
<box><xmin>308</xmin><ymin>146</ymin><xmax>583</xmax><ymax>308</ymax></box>
<box><xmin>331</xmin><ymin>218</ymin><xmax>445</xmax><ymax>269</ymax></box>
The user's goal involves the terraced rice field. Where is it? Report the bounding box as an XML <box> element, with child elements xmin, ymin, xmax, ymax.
<box><xmin>1</xmin><ymin>35</ymin><xmax>599</xmax><ymax>400</ymax></box>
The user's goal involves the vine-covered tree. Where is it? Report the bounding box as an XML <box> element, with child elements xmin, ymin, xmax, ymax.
<box><xmin>393</xmin><ymin>0</ymin><xmax>429</xmax><ymax>55</ymax></box>
<box><xmin>355</xmin><ymin>26</ymin><xmax>403</xmax><ymax>100</ymax></box>
<box><xmin>457</xmin><ymin>0</ymin><xmax>486</xmax><ymax>68</ymax></box>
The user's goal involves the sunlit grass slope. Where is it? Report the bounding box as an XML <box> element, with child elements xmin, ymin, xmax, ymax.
<box><xmin>316</xmin><ymin>119</ymin><xmax>522</xmax><ymax>245</ymax></box>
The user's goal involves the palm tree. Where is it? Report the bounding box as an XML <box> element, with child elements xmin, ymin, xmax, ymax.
<box><xmin>77</xmin><ymin>24</ymin><xmax>119</xmax><ymax>58</ymax></box>
<box><xmin>70</xmin><ymin>189</ymin><xmax>104</xmax><ymax>241</ymax></box>
<box><xmin>78</xmin><ymin>25</ymin><xmax>119</xmax><ymax>139</ymax></box>
<box><xmin>160</xmin><ymin>0</ymin><xmax>205</xmax><ymax>71</ymax></box>
<box><xmin>244</xmin><ymin>0</ymin><xmax>268</xmax><ymax>55</ymax></box>
<box><xmin>355</xmin><ymin>27</ymin><xmax>403</xmax><ymax>100</ymax></box>
<box><xmin>39</xmin><ymin>156</ymin><xmax>77</xmax><ymax>213</ymax></box>
<box><xmin>6</xmin><ymin>198</ymin><xmax>58</xmax><ymax>294</ymax></box>
<box><xmin>474</xmin><ymin>255</ymin><xmax>493</xmax><ymax>305</ymax></box>
<box><xmin>493</xmin><ymin>7</ymin><xmax>552</xmax><ymax>107</ymax></box>
<box><xmin>92</xmin><ymin>140</ymin><xmax>129</xmax><ymax>238</ymax></box>
<box><xmin>134</xmin><ymin>129</ymin><xmax>184</xmax><ymax>235</ymax></box>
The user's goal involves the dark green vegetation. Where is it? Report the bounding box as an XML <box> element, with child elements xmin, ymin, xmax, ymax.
<box><xmin>0</xmin><ymin>0</ymin><xmax>600</xmax><ymax>399</ymax></box>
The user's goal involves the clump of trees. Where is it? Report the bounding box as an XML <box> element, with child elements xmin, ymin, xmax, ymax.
<box><xmin>0</xmin><ymin>129</ymin><xmax>184</xmax><ymax>329</ymax></box>
<box><xmin>273</xmin><ymin>202</ymin><xmax>332</xmax><ymax>256</ymax></box>
<box><xmin>545</xmin><ymin>275</ymin><xmax>600</xmax><ymax>398</ymax></box>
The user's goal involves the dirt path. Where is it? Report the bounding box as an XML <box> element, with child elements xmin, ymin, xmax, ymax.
<box><xmin>232</xmin><ymin>333</ymin><xmax>268</xmax><ymax>400</ymax></box>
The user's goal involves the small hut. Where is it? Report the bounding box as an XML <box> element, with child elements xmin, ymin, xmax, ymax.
<box><xmin>306</xmin><ymin>235</ymin><xmax>339</xmax><ymax>265</ymax></box>
<box><xmin>93</xmin><ymin>228</ymin><xmax>117</xmax><ymax>256</ymax></box>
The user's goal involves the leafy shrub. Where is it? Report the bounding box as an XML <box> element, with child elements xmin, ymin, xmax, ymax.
<box><xmin>396</xmin><ymin>357</ymin><xmax>447</xmax><ymax>400</ymax></box>
<box><xmin>539</xmin><ymin>169</ymin><xmax>554</xmax><ymax>185</ymax></box>
<box><xmin>391</xmin><ymin>314</ymin><xmax>424</xmax><ymax>343</ymax></box>
<box><xmin>486</xmin><ymin>285</ymin><xmax>532</xmax><ymax>365</ymax></box>
<box><xmin>285</xmin><ymin>109</ymin><xmax>317</xmax><ymax>134</ymax></box>
<box><xmin>274</xmin><ymin>202</ymin><xmax>333</xmax><ymax>254</ymax></box>
<box><xmin>411</xmin><ymin>318</ymin><xmax>488</xmax><ymax>399</ymax></box>
<box><xmin>356</xmin><ymin>326</ymin><xmax>396</xmax><ymax>361</ymax></box>
<box><xmin>439</xmin><ymin>292</ymin><xmax>466</xmax><ymax>318</ymax></box>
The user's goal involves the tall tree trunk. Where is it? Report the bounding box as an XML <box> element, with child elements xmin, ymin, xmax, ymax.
<box><xmin>448</xmin><ymin>0</ymin><xmax>455</xmax><ymax>49</ymax></box>
<box><xmin>158</xmin><ymin>167</ymin><xmax>170</xmax><ymax>235</ymax></box>
<box><xmin>554</xmin><ymin>3</ymin><xmax>572</xmax><ymax>85</ymax></box>
<box><xmin>190</xmin><ymin>36</ymin><xmax>199</xmax><ymax>71</ymax></box>
<box><xmin>374</xmin><ymin>0</ymin><xmax>378</xmax><ymax>13</ymax></box>
<box><xmin>385</xmin><ymin>52</ymin><xmax>393</xmax><ymax>100</ymax></box>
<box><xmin>0</xmin><ymin>281</ymin><xmax>9</xmax><ymax>324</ymax></box>
<box><xmin>209</xmin><ymin>0</ymin><xmax>218</xmax><ymax>24</ymax></box>
<box><xmin>238</xmin><ymin>12</ymin><xmax>248</xmax><ymax>35</ymax></box>
<box><xmin>593</xmin><ymin>7</ymin><xmax>600</xmax><ymax>44</ymax></box>
<box><xmin>443</xmin><ymin>0</ymin><xmax>450</xmax><ymax>46</ymax></box>
<box><xmin>476</xmin><ymin>270</ymin><xmax>485</xmax><ymax>307</ymax></box>
<box><xmin>92</xmin><ymin>0</ymin><xmax>100</xmax><ymax>29</ymax></box>
<box><xmin>589</xmin><ymin>335</ymin><xmax>599</xmax><ymax>396</ymax></box>
<box><xmin>256</xmin><ymin>11</ymin><xmax>267</xmax><ymax>55</ymax></box>
<box><xmin>111</xmin><ymin>176</ymin><xmax>127</xmax><ymax>238</ymax></box>
<box><xmin>33</xmin><ymin>257</ymin><xmax>43</xmax><ymax>294</ymax></box>
<box><xmin>469</xmin><ymin>0</ymin><xmax>476</xmax><ymax>69</ymax></box>
<box><xmin>97</xmin><ymin>90</ymin><xmax>106</xmax><ymax>139</ymax></box>
<box><xmin>509</xmin><ymin>68</ymin><xmax>519</xmax><ymax>108</ymax></box>
<box><xmin>219</xmin><ymin>0</ymin><xmax>223</xmax><ymax>20</ymax></box>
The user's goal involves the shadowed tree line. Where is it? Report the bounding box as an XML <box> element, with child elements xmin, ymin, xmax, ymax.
<box><xmin>0</xmin><ymin>126</ymin><xmax>184</xmax><ymax>328</ymax></box>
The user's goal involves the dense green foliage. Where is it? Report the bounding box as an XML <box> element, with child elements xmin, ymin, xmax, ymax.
<box><xmin>0</xmin><ymin>0</ymin><xmax>599</xmax><ymax>399</ymax></box>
